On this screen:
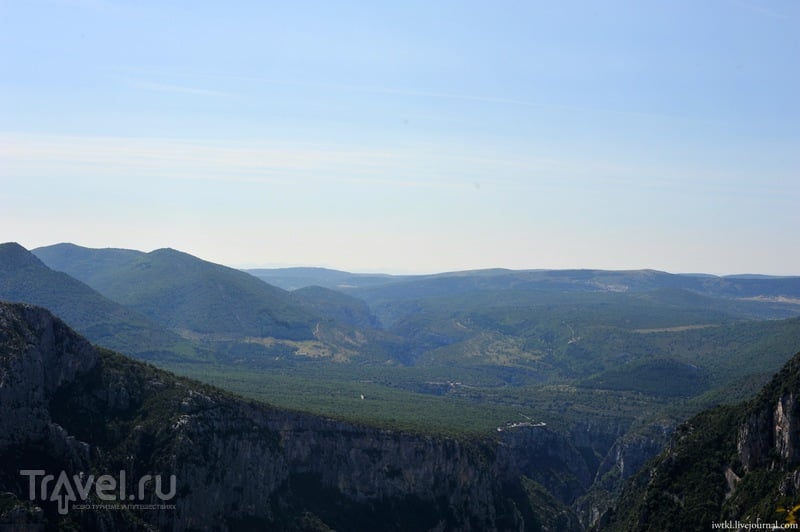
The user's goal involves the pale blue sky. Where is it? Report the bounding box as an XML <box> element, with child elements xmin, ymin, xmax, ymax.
<box><xmin>1</xmin><ymin>1</ymin><xmax>798</xmax><ymax>274</ymax></box>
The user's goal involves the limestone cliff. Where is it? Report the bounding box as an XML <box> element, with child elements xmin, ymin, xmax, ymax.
<box><xmin>574</xmin><ymin>425</ymin><xmax>670</xmax><ymax>529</ymax></box>
<box><xmin>598</xmin><ymin>349</ymin><xmax>800</xmax><ymax>531</ymax></box>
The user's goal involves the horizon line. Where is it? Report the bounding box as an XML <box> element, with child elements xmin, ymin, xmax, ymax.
<box><xmin>8</xmin><ymin>241</ymin><xmax>800</xmax><ymax>279</ymax></box>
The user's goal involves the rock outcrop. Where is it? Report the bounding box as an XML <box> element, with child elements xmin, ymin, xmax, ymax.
<box><xmin>598</xmin><ymin>349</ymin><xmax>800</xmax><ymax>531</ymax></box>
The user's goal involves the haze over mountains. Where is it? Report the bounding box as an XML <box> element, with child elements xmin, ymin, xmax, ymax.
<box><xmin>11</xmin><ymin>241</ymin><xmax>800</xmax><ymax>406</ymax></box>
<box><xmin>0</xmin><ymin>243</ymin><xmax>197</xmax><ymax>361</ymax></box>
<box><xmin>24</xmin><ymin>242</ymin><xmax>800</xmax><ymax>375</ymax></box>
<box><xmin>34</xmin><ymin>244</ymin><xmax>320</xmax><ymax>339</ymax></box>
<box><xmin>28</xmin><ymin>242</ymin><xmax>398</xmax><ymax>365</ymax></box>
<box><xmin>249</xmin><ymin>262</ymin><xmax>800</xmax><ymax>299</ymax></box>
<box><xmin>4</xmin><ymin>240</ymin><xmax>800</xmax><ymax>528</ymax></box>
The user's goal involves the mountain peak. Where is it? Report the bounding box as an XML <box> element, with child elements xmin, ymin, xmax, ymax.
<box><xmin>1</xmin><ymin>242</ymin><xmax>196</xmax><ymax>361</ymax></box>
<box><xmin>0</xmin><ymin>242</ymin><xmax>47</xmax><ymax>268</ymax></box>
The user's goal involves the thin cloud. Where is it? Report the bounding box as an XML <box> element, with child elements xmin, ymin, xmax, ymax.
<box><xmin>128</xmin><ymin>80</ymin><xmax>234</xmax><ymax>98</ymax></box>
<box><xmin>112</xmin><ymin>66</ymin><xmax>708</xmax><ymax>126</ymax></box>
<box><xmin>0</xmin><ymin>133</ymin><xmax>471</xmax><ymax>190</ymax></box>
<box><xmin>4</xmin><ymin>133</ymin><xmax>790</xmax><ymax>199</ymax></box>
<box><xmin>731</xmin><ymin>0</ymin><xmax>795</xmax><ymax>21</ymax></box>
<box><xmin>218</xmin><ymin>75</ymin><xmax>718</xmax><ymax>126</ymax></box>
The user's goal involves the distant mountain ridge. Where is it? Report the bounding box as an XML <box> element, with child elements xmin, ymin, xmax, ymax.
<box><xmin>35</xmin><ymin>242</ymin><xmax>800</xmax><ymax>301</ymax></box>
<box><xmin>247</xmin><ymin>264</ymin><xmax>800</xmax><ymax>307</ymax></box>
<box><xmin>28</xmin><ymin>242</ymin><xmax>800</xmax><ymax>379</ymax></box>
<box><xmin>35</xmin><ymin>243</ymin><xmax>320</xmax><ymax>340</ymax></box>
<box><xmin>247</xmin><ymin>266</ymin><xmax>397</xmax><ymax>291</ymax></box>
<box><xmin>33</xmin><ymin>242</ymin><xmax>395</xmax><ymax>364</ymax></box>
<box><xmin>0</xmin><ymin>242</ymin><xmax>199</xmax><ymax>361</ymax></box>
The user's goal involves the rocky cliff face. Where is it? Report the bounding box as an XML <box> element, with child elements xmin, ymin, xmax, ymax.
<box><xmin>0</xmin><ymin>302</ymin><xmax>97</xmax><ymax>474</ymax></box>
<box><xmin>738</xmin><ymin>391</ymin><xmax>800</xmax><ymax>472</ymax></box>
<box><xmin>0</xmin><ymin>302</ymin><xmax>586</xmax><ymax>531</ymax></box>
<box><xmin>598</xmin><ymin>350</ymin><xmax>800</xmax><ymax>531</ymax></box>
<box><xmin>574</xmin><ymin>425</ymin><xmax>670</xmax><ymax>529</ymax></box>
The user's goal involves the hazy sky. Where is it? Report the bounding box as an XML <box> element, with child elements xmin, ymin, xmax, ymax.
<box><xmin>2</xmin><ymin>1</ymin><xmax>798</xmax><ymax>274</ymax></box>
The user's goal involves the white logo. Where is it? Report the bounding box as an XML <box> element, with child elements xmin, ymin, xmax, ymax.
<box><xmin>19</xmin><ymin>469</ymin><xmax>176</xmax><ymax>515</ymax></box>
